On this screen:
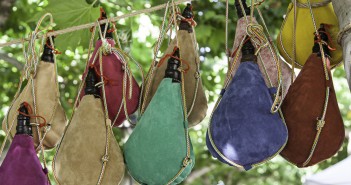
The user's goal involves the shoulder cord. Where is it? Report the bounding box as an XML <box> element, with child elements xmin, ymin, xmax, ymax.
<box><xmin>111</xmin><ymin>23</ymin><xmax>145</xmax><ymax>124</ymax></box>
<box><xmin>166</xmin><ymin>1</ymin><xmax>192</xmax><ymax>184</ymax></box>
<box><xmin>52</xmin><ymin>23</ymin><xmax>98</xmax><ymax>185</ymax></box>
<box><xmin>255</xmin><ymin>6</ymin><xmax>284</xmax><ymax>113</ymax></box>
<box><xmin>34</xmin><ymin>34</ymin><xmax>61</xmax><ymax>152</ymax></box>
<box><xmin>302</xmin><ymin>0</ymin><xmax>331</xmax><ymax>167</ymax></box>
<box><xmin>140</xmin><ymin>1</ymin><xmax>170</xmax><ymax>114</ymax></box>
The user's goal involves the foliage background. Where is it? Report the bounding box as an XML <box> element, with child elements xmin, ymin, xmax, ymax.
<box><xmin>0</xmin><ymin>0</ymin><xmax>350</xmax><ymax>185</ymax></box>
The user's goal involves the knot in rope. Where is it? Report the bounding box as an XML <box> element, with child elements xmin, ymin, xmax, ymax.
<box><xmin>101</xmin><ymin>39</ymin><xmax>112</xmax><ymax>55</ymax></box>
<box><xmin>246</xmin><ymin>23</ymin><xmax>268</xmax><ymax>55</ymax></box>
<box><xmin>316</xmin><ymin>119</ymin><xmax>326</xmax><ymax>131</ymax></box>
<box><xmin>314</xmin><ymin>31</ymin><xmax>336</xmax><ymax>51</ymax></box>
<box><xmin>101</xmin><ymin>155</ymin><xmax>109</xmax><ymax>162</ymax></box>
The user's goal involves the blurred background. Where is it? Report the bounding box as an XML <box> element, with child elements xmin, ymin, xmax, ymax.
<box><xmin>0</xmin><ymin>0</ymin><xmax>350</xmax><ymax>184</ymax></box>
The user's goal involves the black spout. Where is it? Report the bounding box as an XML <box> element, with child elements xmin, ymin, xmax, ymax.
<box><xmin>179</xmin><ymin>3</ymin><xmax>194</xmax><ymax>33</ymax></box>
<box><xmin>235</xmin><ymin>0</ymin><xmax>250</xmax><ymax>18</ymax></box>
<box><xmin>85</xmin><ymin>68</ymin><xmax>100</xmax><ymax>98</ymax></box>
<box><xmin>41</xmin><ymin>36</ymin><xmax>55</xmax><ymax>63</ymax></box>
<box><xmin>16</xmin><ymin>103</ymin><xmax>32</xmax><ymax>136</ymax></box>
<box><xmin>99</xmin><ymin>9</ymin><xmax>113</xmax><ymax>39</ymax></box>
<box><xmin>312</xmin><ymin>24</ymin><xmax>331</xmax><ymax>57</ymax></box>
<box><xmin>241</xmin><ymin>37</ymin><xmax>257</xmax><ymax>62</ymax></box>
<box><xmin>164</xmin><ymin>48</ymin><xmax>181</xmax><ymax>83</ymax></box>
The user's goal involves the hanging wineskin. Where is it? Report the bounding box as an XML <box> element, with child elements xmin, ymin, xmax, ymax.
<box><xmin>277</xmin><ymin>0</ymin><xmax>342</xmax><ymax>68</ymax></box>
<box><xmin>140</xmin><ymin>3</ymin><xmax>208</xmax><ymax>127</ymax></box>
<box><xmin>0</xmin><ymin>103</ymin><xmax>49</xmax><ymax>185</ymax></box>
<box><xmin>231</xmin><ymin>0</ymin><xmax>294</xmax><ymax>98</ymax></box>
<box><xmin>124</xmin><ymin>48</ymin><xmax>195</xmax><ymax>184</ymax></box>
<box><xmin>79</xmin><ymin>9</ymin><xmax>140</xmax><ymax>126</ymax></box>
<box><xmin>53</xmin><ymin>67</ymin><xmax>125</xmax><ymax>185</ymax></box>
<box><xmin>332</xmin><ymin>0</ymin><xmax>351</xmax><ymax>90</ymax></box>
<box><xmin>2</xmin><ymin>35</ymin><xmax>67</xmax><ymax>150</ymax></box>
<box><xmin>206</xmin><ymin>38</ymin><xmax>288</xmax><ymax>171</ymax></box>
<box><xmin>280</xmin><ymin>25</ymin><xmax>345</xmax><ymax>168</ymax></box>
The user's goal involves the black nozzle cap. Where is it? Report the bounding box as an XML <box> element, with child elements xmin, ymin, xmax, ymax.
<box><xmin>179</xmin><ymin>3</ymin><xmax>194</xmax><ymax>33</ymax></box>
<box><xmin>85</xmin><ymin>68</ymin><xmax>100</xmax><ymax>98</ymax></box>
<box><xmin>235</xmin><ymin>0</ymin><xmax>250</xmax><ymax>18</ymax></box>
<box><xmin>164</xmin><ymin>48</ymin><xmax>181</xmax><ymax>83</ymax></box>
<box><xmin>182</xmin><ymin>3</ymin><xmax>193</xmax><ymax>19</ymax></box>
<box><xmin>16</xmin><ymin>103</ymin><xmax>32</xmax><ymax>136</ymax></box>
<box><xmin>41</xmin><ymin>36</ymin><xmax>55</xmax><ymax>63</ymax></box>
<box><xmin>99</xmin><ymin>11</ymin><xmax>113</xmax><ymax>39</ymax></box>
<box><xmin>241</xmin><ymin>37</ymin><xmax>257</xmax><ymax>62</ymax></box>
<box><xmin>312</xmin><ymin>24</ymin><xmax>331</xmax><ymax>57</ymax></box>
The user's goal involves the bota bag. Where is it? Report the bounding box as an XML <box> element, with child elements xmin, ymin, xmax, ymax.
<box><xmin>0</xmin><ymin>104</ymin><xmax>50</xmax><ymax>185</ymax></box>
<box><xmin>140</xmin><ymin>4</ymin><xmax>207</xmax><ymax>127</ymax></box>
<box><xmin>53</xmin><ymin>67</ymin><xmax>125</xmax><ymax>183</ymax></box>
<box><xmin>280</xmin><ymin>25</ymin><xmax>345</xmax><ymax>168</ymax></box>
<box><xmin>206</xmin><ymin>38</ymin><xmax>288</xmax><ymax>171</ymax></box>
<box><xmin>2</xmin><ymin>34</ymin><xmax>67</xmax><ymax>150</ymax></box>
<box><xmin>277</xmin><ymin>0</ymin><xmax>342</xmax><ymax>68</ymax></box>
<box><xmin>124</xmin><ymin>48</ymin><xmax>195</xmax><ymax>185</ymax></box>
<box><xmin>80</xmin><ymin>11</ymin><xmax>141</xmax><ymax>126</ymax></box>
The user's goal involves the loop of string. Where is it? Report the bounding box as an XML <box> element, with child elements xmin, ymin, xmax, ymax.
<box><xmin>140</xmin><ymin>1</ymin><xmax>170</xmax><ymax>114</ymax></box>
<box><xmin>314</xmin><ymin>30</ymin><xmax>336</xmax><ymax>51</ymax></box>
<box><xmin>17</xmin><ymin>102</ymin><xmax>47</xmax><ymax>128</ymax></box>
<box><xmin>156</xmin><ymin>46</ymin><xmax>190</xmax><ymax>73</ymax></box>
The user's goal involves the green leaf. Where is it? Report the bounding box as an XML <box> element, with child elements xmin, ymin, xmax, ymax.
<box><xmin>44</xmin><ymin>0</ymin><xmax>100</xmax><ymax>50</ymax></box>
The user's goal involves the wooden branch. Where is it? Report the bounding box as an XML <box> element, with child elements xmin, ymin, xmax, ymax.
<box><xmin>0</xmin><ymin>53</ymin><xmax>24</xmax><ymax>70</ymax></box>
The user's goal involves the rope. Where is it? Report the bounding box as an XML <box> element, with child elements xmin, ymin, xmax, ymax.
<box><xmin>225</xmin><ymin>0</ymin><xmax>230</xmax><ymax>66</ymax></box>
<box><xmin>0</xmin><ymin>0</ymin><xmax>189</xmax><ymax>48</ymax></box>
<box><xmin>337</xmin><ymin>23</ymin><xmax>351</xmax><ymax>45</ymax></box>
<box><xmin>140</xmin><ymin>1</ymin><xmax>170</xmax><ymax>114</ymax></box>
<box><xmin>295</xmin><ymin>0</ymin><xmax>331</xmax><ymax>8</ymax></box>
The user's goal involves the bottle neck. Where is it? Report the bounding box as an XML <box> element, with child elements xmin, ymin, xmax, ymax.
<box><xmin>85</xmin><ymin>68</ymin><xmax>101</xmax><ymax>98</ymax></box>
<box><xmin>312</xmin><ymin>26</ymin><xmax>331</xmax><ymax>58</ymax></box>
<box><xmin>179</xmin><ymin>3</ymin><xmax>194</xmax><ymax>33</ymax></box>
<box><xmin>16</xmin><ymin>104</ymin><xmax>32</xmax><ymax>136</ymax></box>
<box><xmin>164</xmin><ymin>49</ymin><xmax>181</xmax><ymax>83</ymax></box>
<box><xmin>235</xmin><ymin>0</ymin><xmax>250</xmax><ymax>18</ymax></box>
<box><xmin>241</xmin><ymin>38</ymin><xmax>257</xmax><ymax>63</ymax></box>
<box><xmin>41</xmin><ymin>37</ymin><xmax>55</xmax><ymax>63</ymax></box>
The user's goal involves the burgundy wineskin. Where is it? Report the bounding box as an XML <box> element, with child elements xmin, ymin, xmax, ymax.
<box><xmin>80</xmin><ymin>39</ymin><xmax>140</xmax><ymax>126</ymax></box>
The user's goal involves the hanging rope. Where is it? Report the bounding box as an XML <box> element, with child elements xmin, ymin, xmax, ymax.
<box><xmin>0</xmin><ymin>0</ymin><xmax>189</xmax><ymax>48</ymax></box>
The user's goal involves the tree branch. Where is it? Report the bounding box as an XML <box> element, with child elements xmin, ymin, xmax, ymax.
<box><xmin>185</xmin><ymin>165</ymin><xmax>216</xmax><ymax>184</ymax></box>
<box><xmin>0</xmin><ymin>0</ymin><xmax>16</xmax><ymax>27</ymax></box>
<box><xmin>0</xmin><ymin>53</ymin><xmax>23</xmax><ymax>70</ymax></box>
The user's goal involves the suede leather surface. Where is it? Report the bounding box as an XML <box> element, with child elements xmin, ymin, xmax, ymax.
<box><xmin>124</xmin><ymin>78</ymin><xmax>195</xmax><ymax>185</ymax></box>
<box><xmin>0</xmin><ymin>134</ymin><xmax>49</xmax><ymax>185</ymax></box>
<box><xmin>80</xmin><ymin>39</ymin><xmax>140</xmax><ymax>126</ymax></box>
<box><xmin>2</xmin><ymin>61</ymin><xmax>67</xmax><ymax>150</ymax></box>
<box><xmin>277</xmin><ymin>1</ymin><xmax>342</xmax><ymax>68</ymax></box>
<box><xmin>206</xmin><ymin>61</ymin><xmax>288</xmax><ymax>170</ymax></box>
<box><xmin>141</xmin><ymin>30</ymin><xmax>208</xmax><ymax>127</ymax></box>
<box><xmin>53</xmin><ymin>95</ymin><xmax>125</xmax><ymax>185</ymax></box>
<box><xmin>281</xmin><ymin>54</ymin><xmax>345</xmax><ymax>167</ymax></box>
<box><xmin>231</xmin><ymin>16</ymin><xmax>294</xmax><ymax>97</ymax></box>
